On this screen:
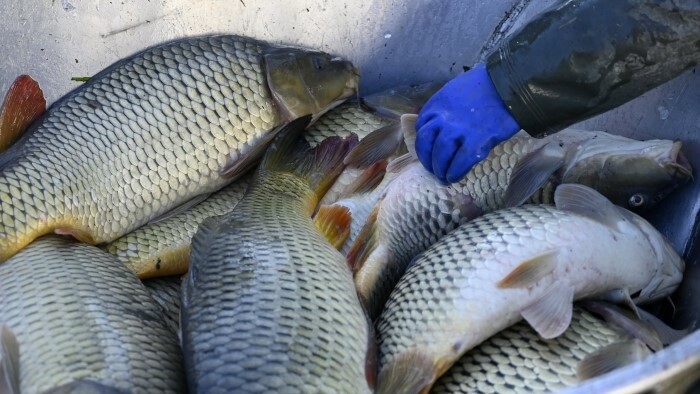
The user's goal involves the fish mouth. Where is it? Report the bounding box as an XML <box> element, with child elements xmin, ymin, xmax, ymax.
<box><xmin>666</xmin><ymin>141</ymin><xmax>693</xmax><ymax>180</ymax></box>
<box><xmin>343</xmin><ymin>66</ymin><xmax>361</xmax><ymax>100</ymax></box>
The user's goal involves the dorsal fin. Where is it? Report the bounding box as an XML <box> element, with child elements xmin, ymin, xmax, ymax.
<box><xmin>553</xmin><ymin>184</ymin><xmax>625</xmax><ymax>231</ymax></box>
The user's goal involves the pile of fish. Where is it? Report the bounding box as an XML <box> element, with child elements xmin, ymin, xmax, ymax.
<box><xmin>0</xmin><ymin>34</ymin><xmax>697</xmax><ymax>394</ymax></box>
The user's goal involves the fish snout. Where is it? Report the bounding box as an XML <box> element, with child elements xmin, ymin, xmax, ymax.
<box><xmin>667</xmin><ymin>141</ymin><xmax>693</xmax><ymax>181</ymax></box>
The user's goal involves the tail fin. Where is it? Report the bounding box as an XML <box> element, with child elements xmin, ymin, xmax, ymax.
<box><xmin>261</xmin><ymin>115</ymin><xmax>359</xmax><ymax>198</ymax></box>
<box><xmin>0</xmin><ymin>75</ymin><xmax>46</xmax><ymax>153</ymax></box>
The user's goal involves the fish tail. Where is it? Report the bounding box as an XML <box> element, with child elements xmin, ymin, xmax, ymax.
<box><xmin>260</xmin><ymin>115</ymin><xmax>359</xmax><ymax>199</ymax></box>
<box><xmin>376</xmin><ymin>350</ymin><xmax>437</xmax><ymax>394</ymax></box>
<box><xmin>0</xmin><ymin>74</ymin><xmax>46</xmax><ymax>153</ymax></box>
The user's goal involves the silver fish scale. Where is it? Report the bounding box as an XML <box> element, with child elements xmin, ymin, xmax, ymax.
<box><xmin>182</xmin><ymin>180</ymin><xmax>371</xmax><ymax>393</ymax></box>
<box><xmin>457</xmin><ymin>132</ymin><xmax>546</xmax><ymax>211</ymax></box>
<box><xmin>144</xmin><ymin>276</ymin><xmax>183</xmax><ymax>334</ymax></box>
<box><xmin>303</xmin><ymin>102</ymin><xmax>391</xmax><ymax>146</ymax></box>
<box><xmin>0</xmin><ymin>35</ymin><xmax>280</xmax><ymax>257</ymax></box>
<box><xmin>386</xmin><ymin>134</ymin><xmax>547</xmax><ymax>270</ymax></box>
<box><xmin>0</xmin><ymin>236</ymin><xmax>184</xmax><ymax>393</ymax></box>
<box><xmin>104</xmin><ymin>174</ymin><xmax>251</xmax><ymax>278</ymax></box>
<box><xmin>378</xmin><ymin>205</ymin><xmax>574</xmax><ymax>367</ymax></box>
<box><xmin>431</xmin><ymin>307</ymin><xmax>629</xmax><ymax>394</ymax></box>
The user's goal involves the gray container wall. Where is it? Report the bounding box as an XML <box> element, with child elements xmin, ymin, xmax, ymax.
<box><xmin>2</xmin><ymin>0</ymin><xmax>698</xmax><ymax>324</ymax></box>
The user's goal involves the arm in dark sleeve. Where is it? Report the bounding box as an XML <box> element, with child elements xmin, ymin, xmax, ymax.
<box><xmin>486</xmin><ymin>0</ymin><xmax>700</xmax><ymax>136</ymax></box>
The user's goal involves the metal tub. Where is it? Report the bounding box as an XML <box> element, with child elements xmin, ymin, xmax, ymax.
<box><xmin>3</xmin><ymin>0</ymin><xmax>699</xmax><ymax>391</ymax></box>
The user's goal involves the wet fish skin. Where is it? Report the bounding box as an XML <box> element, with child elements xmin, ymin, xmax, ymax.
<box><xmin>181</xmin><ymin>117</ymin><xmax>371</xmax><ymax>393</ymax></box>
<box><xmin>144</xmin><ymin>275</ymin><xmax>183</xmax><ymax>334</ymax></box>
<box><xmin>104</xmin><ymin>175</ymin><xmax>251</xmax><ymax>278</ymax></box>
<box><xmin>376</xmin><ymin>185</ymin><xmax>684</xmax><ymax>394</ymax></box>
<box><xmin>0</xmin><ymin>236</ymin><xmax>184</xmax><ymax>393</ymax></box>
<box><xmin>432</xmin><ymin>307</ymin><xmax>630</xmax><ymax>394</ymax></box>
<box><xmin>351</xmin><ymin>129</ymin><xmax>692</xmax><ymax>319</ymax></box>
<box><xmin>105</xmin><ymin>99</ymin><xmax>394</xmax><ymax>279</ymax></box>
<box><xmin>104</xmin><ymin>102</ymin><xmax>386</xmax><ymax>279</ymax></box>
<box><xmin>0</xmin><ymin>35</ymin><xmax>358</xmax><ymax>263</ymax></box>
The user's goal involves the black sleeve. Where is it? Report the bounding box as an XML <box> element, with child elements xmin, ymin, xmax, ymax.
<box><xmin>486</xmin><ymin>0</ymin><xmax>700</xmax><ymax>137</ymax></box>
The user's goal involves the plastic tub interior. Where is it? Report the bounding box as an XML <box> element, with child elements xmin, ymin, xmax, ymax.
<box><xmin>3</xmin><ymin>0</ymin><xmax>699</xmax><ymax>391</ymax></box>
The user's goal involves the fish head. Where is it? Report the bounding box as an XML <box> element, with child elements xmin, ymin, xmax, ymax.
<box><xmin>264</xmin><ymin>48</ymin><xmax>359</xmax><ymax>121</ymax></box>
<box><xmin>616</xmin><ymin>207</ymin><xmax>686</xmax><ymax>304</ymax></box>
<box><xmin>561</xmin><ymin>133</ymin><xmax>693</xmax><ymax>212</ymax></box>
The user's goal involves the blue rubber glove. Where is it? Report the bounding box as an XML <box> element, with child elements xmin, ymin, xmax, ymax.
<box><xmin>416</xmin><ymin>64</ymin><xmax>521</xmax><ymax>183</ymax></box>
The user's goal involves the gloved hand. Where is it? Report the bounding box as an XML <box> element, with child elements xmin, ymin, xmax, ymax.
<box><xmin>415</xmin><ymin>64</ymin><xmax>521</xmax><ymax>183</ymax></box>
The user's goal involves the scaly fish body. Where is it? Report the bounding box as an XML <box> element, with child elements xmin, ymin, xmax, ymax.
<box><xmin>103</xmin><ymin>101</ymin><xmax>386</xmax><ymax>278</ymax></box>
<box><xmin>181</xmin><ymin>117</ymin><xmax>371</xmax><ymax>392</ymax></box>
<box><xmin>0</xmin><ymin>35</ymin><xmax>358</xmax><ymax>262</ymax></box>
<box><xmin>105</xmin><ymin>174</ymin><xmax>251</xmax><ymax>278</ymax></box>
<box><xmin>432</xmin><ymin>307</ymin><xmax>630</xmax><ymax>394</ymax></box>
<box><xmin>144</xmin><ymin>275</ymin><xmax>183</xmax><ymax>334</ymax></box>
<box><xmin>0</xmin><ymin>236</ymin><xmax>184</xmax><ymax>393</ymax></box>
<box><xmin>375</xmin><ymin>185</ymin><xmax>684</xmax><ymax>394</ymax></box>
<box><xmin>351</xmin><ymin>129</ymin><xmax>692</xmax><ymax>318</ymax></box>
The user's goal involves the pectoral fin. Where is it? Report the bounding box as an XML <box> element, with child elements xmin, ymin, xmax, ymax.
<box><xmin>591</xmin><ymin>288</ymin><xmax>641</xmax><ymax>318</ymax></box>
<box><xmin>344</xmin><ymin>123</ymin><xmax>402</xmax><ymax>169</ymax></box>
<box><xmin>386</xmin><ymin>153</ymin><xmax>417</xmax><ymax>174</ymax></box>
<box><xmin>400</xmin><ymin>114</ymin><xmax>419</xmax><ymax>159</ymax></box>
<box><xmin>344</xmin><ymin>160</ymin><xmax>388</xmax><ymax>195</ymax></box>
<box><xmin>497</xmin><ymin>250</ymin><xmax>558</xmax><ymax>288</ymax></box>
<box><xmin>147</xmin><ymin>193</ymin><xmax>213</xmax><ymax>226</ymax></box>
<box><xmin>576</xmin><ymin>339</ymin><xmax>651</xmax><ymax>380</ymax></box>
<box><xmin>504</xmin><ymin>142</ymin><xmax>566</xmax><ymax>207</ymax></box>
<box><xmin>54</xmin><ymin>227</ymin><xmax>96</xmax><ymax>244</ymax></box>
<box><xmin>0</xmin><ymin>324</ymin><xmax>20</xmax><ymax>394</ymax></box>
<box><xmin>219</xmin><ymin>123</ymin><xmax>286</xmax><ymax>179</ymax></box>
<box><xmin>347</xmin><ymin>202</ymin><xmax>381</xmax><ymax>272</ymax></box>
<box><xmin>314</xmin><ymin>205</ymin><xmax>352</xmax><ymax>250</ymax></box>
<box><xmin>637</xmin><ymin>307</ymin><xmax>692</xmax><ymax>346</ymax></box>
<box><xmin>521</xmin><ymin>283</ymin><xmax>574</xmax><ymax>339</ymax></box>
<box><xmin>580</xmin><ymin>300</ymin><xmax>663</xmax><ymax>352</ymax></box>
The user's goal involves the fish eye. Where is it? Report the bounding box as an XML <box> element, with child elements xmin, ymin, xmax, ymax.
<box><xmin>311</xmin><ymin>56</ymin><xmax>327</xmax><ymax>70</ymax></box>
<box><xmin>628</xmin><ymin>194</ymin><xmax>645</xmax><ymax>208</ymax></box>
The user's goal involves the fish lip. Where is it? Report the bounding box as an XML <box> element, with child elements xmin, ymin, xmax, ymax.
<box><xmin>667</xmin><ymin>141</ymin><xmax>693</xmax><ymax>180</ymax></box>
